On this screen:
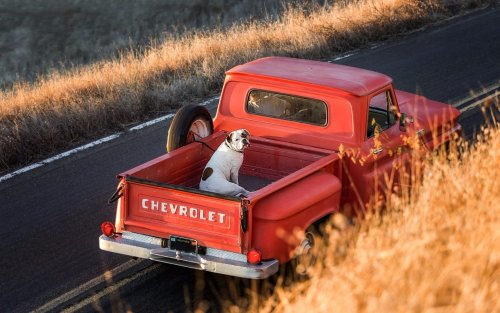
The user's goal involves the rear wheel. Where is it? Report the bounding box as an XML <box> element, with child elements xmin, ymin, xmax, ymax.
<box><xmin>167</xmin><ymin>104</ymin><xmax>213</xmax><ymax>152</ymax></box>
<box><xmin>291</xmin><ymin>213</ymin><xmax>352</xmax><ymax>278</ymax></box>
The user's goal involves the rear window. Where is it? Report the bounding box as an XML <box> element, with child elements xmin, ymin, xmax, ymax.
<box><xmin>246</xmin><ymin>90</ymin><xmax>327</xmax><ymax>126</ymax></box>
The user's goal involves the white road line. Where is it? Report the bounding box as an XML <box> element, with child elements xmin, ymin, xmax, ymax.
<box><xmin>332</xmin><ymin>53</ymin><xmax>355</xmax><ymax>61</ymax></box>
<box><xmin>452</xmin><ymin>82</ymin><xmax>500</xmax><ymax>108</ymax></box>
<box><xmin>0</xmin><ymin>134</ymin><xmax>121</xmax><ymax>183</ymax></box>
<box><xmin>0</xmin><ymin>96</ymin><xmax>220</xmax><ymax>184</ymax></box>
<box><xmin>370</xmin><ymin>43</ymin><xmax>384</xmax><ymax>50</ymax></box>
<box><xmin>32</xmin><ymin>259</ymin><xmax>147</xmax><ymax>313</ymax></box>
<box><xmin>129</xmin><ymin>114</ymin><xmax>175</xmax><ymax>131</ymax></box>
<box><xmin>459</xmin><ymin>91</ymin><xmax>499</xmax><ymax>113</ymax></box>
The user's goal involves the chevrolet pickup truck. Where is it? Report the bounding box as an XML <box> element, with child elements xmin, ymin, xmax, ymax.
<box><xmin>99</xmin><ymin>57</ymin><xmax>461</xmax><ymax>279</ymax></box>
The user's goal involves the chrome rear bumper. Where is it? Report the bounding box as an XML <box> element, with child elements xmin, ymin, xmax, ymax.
<box><xmin>99</xmin><ymin>231</ymin><xmax>279</xmax><ymax>279</ymax></box>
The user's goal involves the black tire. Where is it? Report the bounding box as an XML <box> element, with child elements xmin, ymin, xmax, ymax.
<box><xmin>166</xmin><ymin>104</ymin><xmax>214</xmax><ymax>152</ymax></box>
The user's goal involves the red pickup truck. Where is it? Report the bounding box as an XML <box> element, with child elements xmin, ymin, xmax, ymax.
<box><xmin>99</xmin><ymin>57</ymin><xmax>461</xmax><ymax>279</ymax></box>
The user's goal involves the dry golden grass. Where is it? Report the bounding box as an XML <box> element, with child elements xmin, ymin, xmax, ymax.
<box><xmin>0</xmin><ymin>0</ymin><xmax>493</xmax><ymax>171</ymax></box>
<box><xmin>238</xmin><ymin>112</ymin><xmax>498</xmax><ymax>312</ymax></box>
<box><xmin>0</xmin><ymin>0</ymin><xmax>287</xmax><ymax>88</ymax></box>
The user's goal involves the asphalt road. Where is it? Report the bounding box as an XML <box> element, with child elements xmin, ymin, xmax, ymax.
<box><xmin>0</xmin><ymin>6</ymin><xmax>499</xmax><ymax>313</ymax></box>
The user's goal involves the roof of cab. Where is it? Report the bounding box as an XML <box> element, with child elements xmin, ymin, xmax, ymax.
<box><xmin>226</xmin><ymin>57</ymin><xmax>392</xmax><ymax>97</ymax></box>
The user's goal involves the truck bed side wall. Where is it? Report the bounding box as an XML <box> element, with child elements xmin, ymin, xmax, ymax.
<box><xmin>248</xmin><ymin>160</ymin><xmax>342</xmax><ymax>263</ymax></box>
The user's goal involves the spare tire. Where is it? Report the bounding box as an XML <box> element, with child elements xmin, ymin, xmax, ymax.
<box><xmin>166</xmin><ymin>103</ymin><xmax>214</xmax><ymax>152</ymax></box>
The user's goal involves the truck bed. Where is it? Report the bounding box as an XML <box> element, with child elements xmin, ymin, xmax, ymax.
<box><xmin>239</xmin><ymin>175</ymin><xmax>273</xmax><ymax>192</ymax></box>
<box><xmin>119</xmin><ymin>131</ymin><xmax>333</xmax><ymax>194</ymax></box>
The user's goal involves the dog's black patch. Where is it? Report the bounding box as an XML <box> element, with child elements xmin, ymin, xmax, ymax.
<box><xmin>202</xmin><ymin>167</ymin><xmax>213</xmax><ymax>181</ymax></box>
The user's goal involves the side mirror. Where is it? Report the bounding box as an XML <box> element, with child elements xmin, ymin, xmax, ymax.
<box><xmin>399</xmin><ymin>113</ymin><xmax>413</xmax><ymax>132</ymax></box>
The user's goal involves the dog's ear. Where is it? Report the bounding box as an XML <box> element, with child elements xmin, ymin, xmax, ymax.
<box><xmin>241</xmin><ymin>129</ymin><xmax>249</xmax><ymax>138</ymax></box>
<box><xmin>226</xmin><ymin>132</ymin><xmax>234</xmax><ymax>143</ymax></box>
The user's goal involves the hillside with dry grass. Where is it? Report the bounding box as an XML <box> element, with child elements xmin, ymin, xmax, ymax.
<box><xmin>0</xmin><ymin>0</ymin><xmax>289</xmax><ymax>89</ymax></box>
<box><xmin>0</xmin><ymin>0</ymin><xmax>494</xmax><ymax>173</ymax></box>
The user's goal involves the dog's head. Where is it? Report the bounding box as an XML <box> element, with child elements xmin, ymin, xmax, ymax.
<box><xmin>225</xmin><ymin>129</ymin><xmax>250</xmax><ymax>152</ymax></box>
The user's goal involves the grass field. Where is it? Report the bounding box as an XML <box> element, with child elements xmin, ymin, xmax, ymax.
<box><xmin>0</xmin><ymin>0</ymin><xmax>494</xmax><ymax>172</ymax></box>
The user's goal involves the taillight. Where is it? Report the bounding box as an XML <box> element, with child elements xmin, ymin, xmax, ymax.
<box><xmin>101</xmin><ymin>221</ymin><xmax>115</xmax><ymax>237</ymax></box>
<box><xmin>246</xmin><ymin>249</ymin><xmax>262</xmax><ymax>264</ymax></box>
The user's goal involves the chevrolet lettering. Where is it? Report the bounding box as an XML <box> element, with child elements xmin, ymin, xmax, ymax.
<box><xmin>140</xmin><ymin>197</ymin><xmax>226</xmax><ymax>224</ymax></box>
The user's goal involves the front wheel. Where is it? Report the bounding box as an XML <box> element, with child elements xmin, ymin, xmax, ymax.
<box><xmin>166</xmin><ymin>104</ymin><xmax>213</xmax><ymax>152</ymax></box>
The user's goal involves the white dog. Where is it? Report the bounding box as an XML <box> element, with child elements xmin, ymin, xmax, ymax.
<box><xmin>199</xmin><ymin>129</ymin><xmax>251</xmax><ymax>197</ymax></box>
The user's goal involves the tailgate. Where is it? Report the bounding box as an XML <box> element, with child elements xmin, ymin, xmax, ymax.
<box><xmin>121</xmin><ymin>176</ymin><xmax>244</xmax><ymax>253</ymax></box>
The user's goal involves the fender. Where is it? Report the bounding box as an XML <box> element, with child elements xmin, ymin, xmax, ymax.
<box><xmin>251</xmin><ymin>171</ymin><xmax>342</xmax><ymax>262</ymax></box>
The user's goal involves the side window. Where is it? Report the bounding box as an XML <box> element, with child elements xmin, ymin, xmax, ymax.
<box><xmin>367</xmin><ymin>90</ymin><xmax>397</xmax><ymax>138</ymax></box>
<box><xmin>246</xmin><ymin>90</ymin><xmax>327</xmax><ymax>126</ymax></box>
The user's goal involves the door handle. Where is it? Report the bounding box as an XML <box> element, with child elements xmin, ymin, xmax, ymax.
<box><xmin>372</xmin><ymin>147</ymin><xmax>384</xmax><ymax>155</ymax></box>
